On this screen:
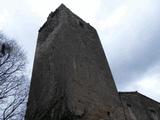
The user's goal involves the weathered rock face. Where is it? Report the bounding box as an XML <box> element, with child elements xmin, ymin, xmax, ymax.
<box><xmin>119</xmin><ymin>92</ymin><xmax>160</xmax><ymax>120</ymax></box>
<box><xmin>25</xmin><ymin>4</ymin><xmax>126</xmax><ymax>120</ymax></box>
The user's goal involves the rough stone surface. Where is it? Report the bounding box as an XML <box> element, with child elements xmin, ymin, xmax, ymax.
<box><xmin>25</xmin><ymin>4</ymin><xmax>126</xmax><ymax>120</ymax></box>
<box><xmin>119</xmin><ymin>92</ymin><xmax>160</xmax><ymax>120</ymax></box>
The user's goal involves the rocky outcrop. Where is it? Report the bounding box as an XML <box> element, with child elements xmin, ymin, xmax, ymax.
<box><xmin>25</xmin><ymin>4</ymin><xmax>126</xmax><ymax>120</ymax></box>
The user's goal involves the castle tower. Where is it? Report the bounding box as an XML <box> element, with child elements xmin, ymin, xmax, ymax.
<box><xmin>25</xmin><ymin>4</ymin><xmax>126</xmax><ymax>120</ymax></box>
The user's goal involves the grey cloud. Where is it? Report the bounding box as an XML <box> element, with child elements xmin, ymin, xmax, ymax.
<box><xmin>0</xmin><ymin>0</ymin><xmax>45</xmax><ymax>74</ymax></box>
<box><xmin>101</xmin><ymin>0</ymin><xmax>160</xmax><ymax>90</ymax></box>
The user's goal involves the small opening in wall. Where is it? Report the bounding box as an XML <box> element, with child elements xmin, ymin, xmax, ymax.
<box><xmin>150</xmin><ymin>109</ymin><xmax>156</xmax><ymax>113</ymax></box>
<box><xmin>127</xmin><ymin>103</ymin><xmax>131</xmax><ymax>107</ymax></box>
<box><xmin>107</xmin><ymin>111</ymin><xmax>110</xmax><ymax>116</ymax></box>
<box><xmin>79</xmin><ymin>21</ymin><xmax>84</xmax><ymax>28</ymax></box>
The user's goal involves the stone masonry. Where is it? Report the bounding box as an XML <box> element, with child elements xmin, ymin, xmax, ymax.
<box><xmin>25</xmin><ymin>4</ymin><xmax>126</xmax><ymax>120</ymax></box>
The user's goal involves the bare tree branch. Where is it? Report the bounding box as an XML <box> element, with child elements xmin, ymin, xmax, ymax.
<box><xmin>0</xmin><ymin>32</ymin><xmax>28</xmax><ymax>120</ymax></box>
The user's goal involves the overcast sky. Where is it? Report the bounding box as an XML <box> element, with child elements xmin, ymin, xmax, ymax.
<box><xmin>0</xmin><ymin>0</ymin><xmax>160</xmax><ymax>102</ymax></box>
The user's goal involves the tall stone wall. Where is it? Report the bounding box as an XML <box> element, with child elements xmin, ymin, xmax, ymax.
<box><xmin>119</xmin><ymin>92</ymin><xmax>160</xmax><ymax>120</ymax></box>
<box><xmin>25</xmin><ymin>4</ymin><xmax>126</xmax><ymax>120</ymax></box>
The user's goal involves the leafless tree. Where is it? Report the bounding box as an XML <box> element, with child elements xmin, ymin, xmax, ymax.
<box><xmin>0</xmin><ymin>32</ymin><xmax>28</xmax><ymax>120</ymax></box>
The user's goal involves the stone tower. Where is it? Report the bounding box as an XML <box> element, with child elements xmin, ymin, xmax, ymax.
<box><xmin>25</xmin><ymin>4</ymin><xmax>126</xmax><ymax>120</ymax></box>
